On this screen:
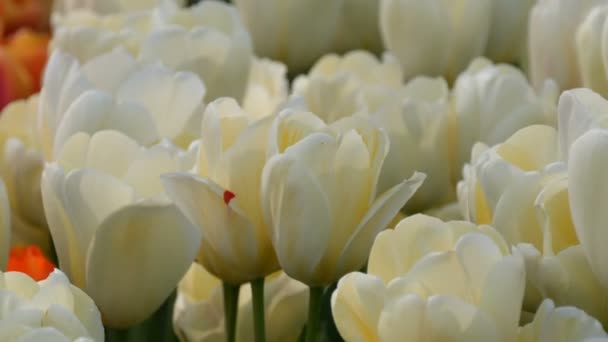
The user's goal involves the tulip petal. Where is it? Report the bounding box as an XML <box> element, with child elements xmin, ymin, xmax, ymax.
<box><xmin>117</xmin><ymin>64</ymin><xmax>204</xmax><ymax>140</ymax></box>
<box><xmin>161</xmin><ymin>173</ymin><xmax>262</xmax><ymax>283</ymax></box>
<box><xmin>41</xmin><ymin>166</ymin><xmax>88</xmax><ymax>287</ymax></box>
<box><xmin>261</xmin><ymin>152</ymin><xmax>332</xmax><ymax>285</ymax></box>
<box><xmin>558</xmin><ymin>89</ymin><xmax>608</xmax><ymax>161</ymax></box>
<box><xmin>86</xmin><ymin>202</ymin><xmax>201</xmax><ymax>328</ymax></box>
<box><xmin>331</xmin><ymin>272</ymin><xmax>385</xmax><ymax>342</ymax></box>
<box><xmin>53</xmin><ymin>90</ymin><xmax>158</xmax><ymax>155</ymax></box>
<box><xmin>335</xmin><ymin>172</ymin><xmax>425</xmax><ymax>277</ymax></box>
<box><xmin>568</xmin><ymin>129</ymin><xmax>608</xmax><ymax>288</ymax></box>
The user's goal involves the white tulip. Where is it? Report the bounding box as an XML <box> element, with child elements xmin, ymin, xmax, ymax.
<box><xmin>528</xmin><ymin>0</ymin><xmax>606</xmax><ymax>90</ymax></box>
<box><xmin>0</xmin><ymin>269</ymin><xmax>104</xmax><ymax>341</ymax></box>
<box><xmin>452</xmin><ymin>57</ymin><xmax>558</xmax><ymax>175</ymax></box>
<box><xmin>569</xmin><ymin>129</ymin><xmax>608</xmax><ymax>289</ymax></box>
<box><xmin>332</xmin><ymin>219</ymin><xmax>524</xmax><ymax>341</ymax></box>
<box><xmin>141</xmin><ymin>1</ymin><xmax>253</xmax><ymax>102</ymax></box>
<box><xmin>380</xmin><ymin>0</ymin><xmax>492</xmax><ymax>81</ymax></box>
<box><xmin>0</xmin><ymin>97</ymin><xmax>50</xmax><ymax>253</ymax></box>
<box><xmin>557</xmin><ymin>88</ymin><xmax>608</xmax><ymax>161</ymax></box>
<box><xmin>162</xmin><ymin>98</ymin><xmax>280</xmax><ymax>285</ymax></box>
<box><xmin>485</xmin><ymin>0</ymin><xmax>536</xmax><ymax>64</ymax></box>
<box><xmin>41</xmin><ymin>130</ymin><xmax>201</xmax><ymax>327</ymax></box>
<box><xmin>519</xmin><ymin>299</ymin><xmax>607</xmax><ymax>341</ymax></box>
<box><xmin>233</xmin><ymin>0</ymin><xmax>342</xmax><ymax>73</ymax></box>
<box><xmin>39</xmin><ymin>49</ymin><xmax>205</xmax><ymax>159</ymax></box>
<box><xmin>262</xmin><ymin>110</ymin><xmax>425</xmax><ymax>285</ymax></box>
<box><xmin>576</xmin><ymin>5</ymin><xmax>608</xmax><ymax>97</ymax></box>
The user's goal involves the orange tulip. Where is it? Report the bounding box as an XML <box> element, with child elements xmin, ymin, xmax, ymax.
<box><xmin>7</xmin><ymin>245</ymin><xmax>55</xmax><ymax>281</ymax></box>
<box><xmin>0</xmin><ymin>29</ymin><xmax>49</xmax><ymax>109</ymax></box>
<box><xmin>0</xmin><ymin>0</ymin><xmax>51</xmax><ymax>35</ymax></box>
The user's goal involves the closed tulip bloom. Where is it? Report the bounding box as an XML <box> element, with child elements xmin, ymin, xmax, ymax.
<box><xmin>262</xmin><ymin>110</ymin><xmax>425</xmax><ymax>286</ymax></box>
<box><xmin>332</xmin><ymin>218</ymin><xmax>524</xmax><ymax>341</ymax></box>
<box><xmin>140</xmin><ymin>1</ymin><xmax>252</xmax><ymax>102</ymax></box>
<box><xmin>528</xmin><ymin>0</ymin><xmax>605</xmax><ymax>90</ymax></box>
<box><xmin>332</xmin><ymin>0</ymin><xmax>383</xmax><ymax>56</ymax></box>
<box><xmin>162</xmin><ymin>98</ymin><xmax>279</xmax><ymax>285</ymax></box>
<box><xmin>0</xmin><ymin>96</ymin><xmax>51</xmax><ymax>253</ymax></box>
<box><xmin>173</xmin><ymin>263</ymin><xmax>308</xmax><ymax>342</ymax></box>
<box><xmin>485</xmin><ymin>0</ymin><xmax>536</xmax><ymax>64</ymax></box>
<box><xmin>234</xmin><ymin>0</ymin><xmax>342</xmax><ymax>74</ymax></box>
<box><xmin>576</xmin><ymin>5</ymin><xmax>608</xmax><ymax>97</ymax></box>
<box><xmin>518</xmin><ymin>299</ymin><xmax>607</xmax><ymax>341</ymax></box>
<box><xmin>452</xmin><ymin>57</ymin><xmax>558</xmax><ymax>176</ymax></box>
<box><xmin>38</xmin><ymin>49</ymin><xmax>205</xmax><ymax>159</ymax></box>
<box><xmin>41</xmin><ymin>130</ymin><xmax>201</xmax><ymax>327</ymax></box>
<box><xmin>380</xmin><ymin>0</ymin><xmax>492</xmax><ymax>82</ymax></box>
<box><xmin>0</xmin><ymin>269</ymin><xmax>104</xmax><ymax>341</ymax></box>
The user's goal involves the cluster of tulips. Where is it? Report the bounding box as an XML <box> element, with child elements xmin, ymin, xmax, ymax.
<box><xmin>4</xmin><ymin>0</ymin><xmax>608</xmax><ymax>341</ymax></box>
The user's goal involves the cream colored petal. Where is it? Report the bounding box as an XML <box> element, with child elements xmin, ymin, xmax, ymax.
<box><xmin>331</xmin><ymin>272</ymin><xmax>385</xmax><ymax>342</ymax></box>
<box><xmin>117</xmin><ymin>65</ymin><xmax>205</xmax><ymax>140</ymax></box>
<box><xmin>38</xmin><ymin>50</ymin><xmax>91</xmax><ymax>159</ymax></box>
<box><xmin>80</xmin><ymin>48</ymin><xmax>137</xmax><ymax>91</ymax></box>
<box><xmin>86</xmin><ymin>202</ymin><xmax>201</xmax><ymax>328</ymax></box>
<box><xmin>496</xmin><ymin>125</ymin><xmax>558</xmax><ymax>171</ymax></box>
<box><xmin>42</xmin><ymin>305</ymin><xmax>90</xmax><ymax>340</ymax></box>
<box><xmin>82</xmin><ymin>131</ymin><xmax>141</xmax><ymax>178</ymax></box>
<box><xmin>19</xmin><ymin>328</ymin><xmax>71</xmax><ymax>342</ymax></box>
<box><xmin>199</xmin><ymin>98</ymin><xmax>251</xmax><ymax>176</ymax></box>
<box><xmin>576</xmin><ymin>5</ymin><xmax>608</xmax><ymax>97</ymax></box>
<box><xmin>31</xmin><ymin>272</ymin><xmax>74</xmax><ymax>312</ymax></box>
<box><xmin>378</xmin><ymin>294</ymin><xmax>501</xmax><ymax>342</ymax></box>
<box><xmin>63</xmin><ymin>169</ymin><xmax>136</xmax><ymax>258</ymax></box>
<box><xmin>161</xmin><ymin>173</ymin><xmax>262</xmax><ymax>284</ymax></box>
<box><xmin>558</xmin><ymin>88</ymin><xmax>608</xmax><ymax>161</ymax></box>
<box><xmin>519</xmin><ymin>299</ymin><xmax>607</xmax><ymax>342</ymax></box>
<box><xmin>53</xmin><ymin>90</ymin><xmax>158</xmax><ymax>156</ymax></box>
<box><xmin>261</xmin><ymin>152</ymin><xmax>332</xmax><ymax>285</ymax></box>
<box><xmin>568</xmin><ymin>129</ymin><xmax>608</xmax><ymax>287</ymax></box>
<box><xmin>477</xmin><ymin>251</ymin><xmax>525</xmax><ymax>341</ymax></box>
<box><xmin>368</xmin><ymin>214</ymin><xmax>458</xmax><ymax>283</ymax></box>
<box><xmin>68</xmin><ymin>285</ymin><xmax>104</xmax><ymax>342</ymax></box>
<box><xmin>4</xmin><ymin>272</ymin><xmax>39</xmax><ymax>299</ymax></box>
<box><xmin>335</xmin><ymin>173</ymin><xmax>425</xmax><ymax>278</ymax></box>
<box><xmin>267</xmin><ymin>109</ymin><xmax>326</xmax><ymax>157</ymax></box>
<box><xmin>537</xmin><ymin>245</ymin><xmax>608</xmax><ymax>325</ymax></box>
<box><xmin>40</xmin><ymin>165</ymin><xmax>88</xmax><ymax>287</ymax></box>
<box><xmin>535</xmin><ymin>174</ymin><xmax>578</xmax><ymax>255</ymax></box>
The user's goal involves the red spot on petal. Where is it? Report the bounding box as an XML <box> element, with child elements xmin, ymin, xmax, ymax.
<box><xmin>223</xmin><ymin>190</ymin><xmax>235</xmax><ymax>205</ymax></box>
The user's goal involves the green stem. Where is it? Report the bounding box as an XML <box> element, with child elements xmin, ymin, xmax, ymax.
<box><xmin>305</xmin><ymin>286</ymin><xmax>324</xmax><ymax>342</ymax></box>
<box><xmin>251</xmin><ymin>278</ymin><xmax>266</xmax><ymax>342</ymax></box>
<box><xmin>223</xmin><ymin>282</ymin><xmax>240</xmax><ymax>342</ymax></box>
